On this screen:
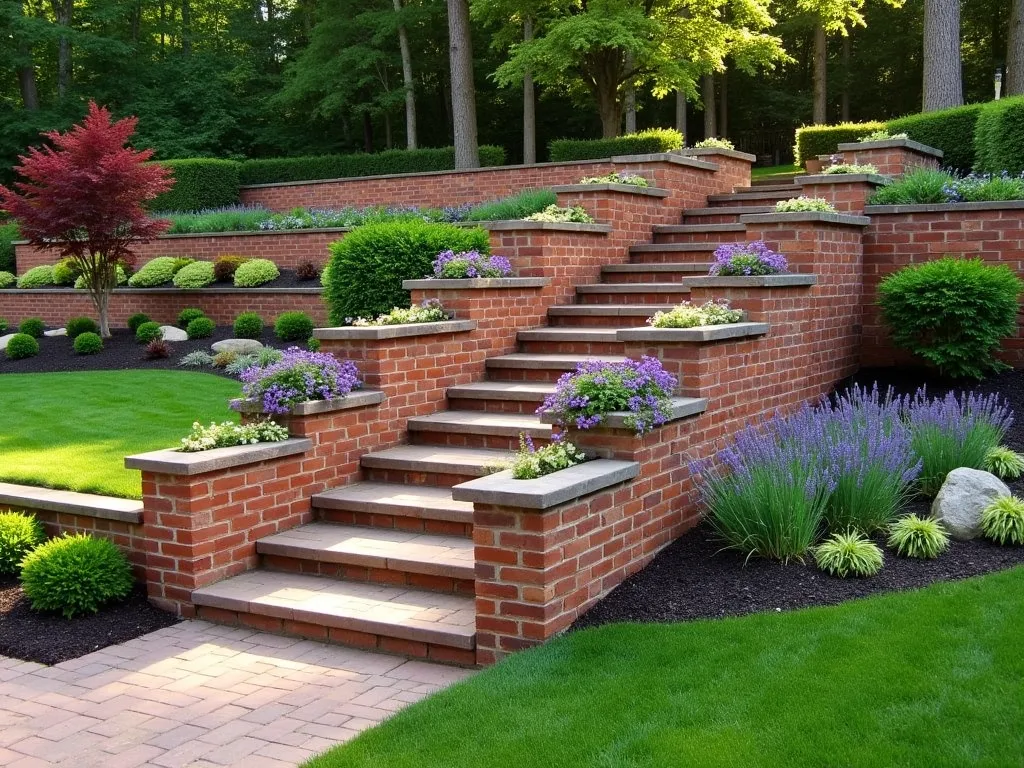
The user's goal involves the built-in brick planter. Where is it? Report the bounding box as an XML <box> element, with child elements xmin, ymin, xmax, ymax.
<box><xmin>835</xmin><ymin>138</ymin><xmax>943</xmax><ymax>177</ymax></box>
<box><xmin>795</xmin><ymin>173</ymin><xmax>890</xmax><ymax>213</ymax></box>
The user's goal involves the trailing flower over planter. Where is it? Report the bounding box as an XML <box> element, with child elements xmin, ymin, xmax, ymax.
<box><xmin>710</xmin><ymin>241</ymin><xmax>788</xmax><ymax>277</ymax></box>
<box><xmin>538</xmin><ymin>357</ymin><xmax>677</xmax><ymax>436</ymax></box>
<box><xmin>822</xmin><ymin>163</ymin><xmax>879</xmax><ymax>175</ymax></box>
<box><xmin>236</xmin><ymin>347</ymin><xmax>361</xmax><ymax>414</ymax></box>
<box><xmin>508</xmin><ymin>433</ymin><xmax>587</xmax><ymax>480</ymax></box>
<box><xmin>179</xmin><ymin>420</ymin><xmax>289</xmax><ymax>452</ymax></box>
<box><xmin>349</xmin><ymin>298</ymin><xmax>451</xmax><ymax>326</ymax></box>
<box><xmin>432</xmin><ymin>250</ymin><xmax>512</xmax><ymax>279</ymax></box>
<box><xmin>647</xmin><ymin>300</ymin><xmax>743</xmax><ymax>329</ymax></box>
<box><xmin>523</xmin><ymin>204</ymin><xmax>594</xmax><ymax>223</ymax></box>
<box><xmin>774</xmin><ymin>196</ymin><xmax>836</xmax><ymax>213</ymax></box>
<box><xmin>579</xmin><ymin>172</ymin><xmax>649</xmax><ymax>187</ymax></box>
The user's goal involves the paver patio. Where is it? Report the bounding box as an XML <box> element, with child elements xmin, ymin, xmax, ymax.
<box><xmin>0</xmin><ymin>620</ymin><xmax>474</xmax><ymax>768</ymax></box>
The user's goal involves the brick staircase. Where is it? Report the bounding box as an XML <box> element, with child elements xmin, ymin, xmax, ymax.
<box><xmin>189</xmin><ymin>179</ymin><xmax>811</xmax><ymax>665</ymax></box>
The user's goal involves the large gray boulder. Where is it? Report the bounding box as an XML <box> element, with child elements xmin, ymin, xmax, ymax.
<box><xmin>0</xmin><ymin>333</ymin><xmax>15</xmax><ymax>351</ymax></box>
<box><xmin>43</xmin><ymin>328</ymin><xmax>67</xmax><ymax>337</ymax></box>
<box><xmin>158</xmin><ymin>325</ymin><xmax>189</xmax><ymax>342</ymax></box>
<box><xmin>211</xmin><ymin>338</ymin><xmax>264</xmax><ymax>354</ymax></box>
<box><xmin>931</xmin><ymin>468</ymin><xmax>1010</xmax><ymax>540</ymax></box>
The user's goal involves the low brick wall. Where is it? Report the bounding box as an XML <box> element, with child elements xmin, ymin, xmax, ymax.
<box><xmin>862</xmin><ymin>201</ymin><xmax>1024</xmax><ymax>367</ymax></box>
<box><xmin>836</xmin><ymin>139</ymin><xmax>942</xmax><ymax>178</ymax></box>
<box><xmin>0</xmin><ymin>287</ymin><xmax>326</xmax><ymax>327</ymax></box>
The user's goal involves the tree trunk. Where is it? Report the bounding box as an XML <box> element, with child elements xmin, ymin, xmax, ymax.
<box><xmin>362</xmin><ymin>112</ymin><xmax>373</xmax><ymax>153</ymax></box>
<box><xmin>702</xmin><ymin>74</ymin><xmax>716</xmax><ymax>138</ymax></box>
<box><xmin>923</xmin><ymin>0</ymin><xmax>963</xmax><ymax>110</ymax></box>
<box><xmin>624</xmin><ymin>52</ymin><xmax>636</xmax><ymax>134</ymax></box>
<box><xmin>717</xmin><ymin>72</ymin><xmax>727</xmax><ymax>138</ymax></box>
<box><xmin>522</xmin><ymin>18</ymin><xmax>536</xmax><ymax>164</ymax></box>
<box><xmin>182</xmin><ymin>0</ymin><xmax>191</xmax><ymax>53</ymax></box>
<box><xmin>675</xmin><ymin>89</ymin><xmax>687</xmax><ymax>141</ymax></box>
<box><xmin>812</xmin><ymin>24</ymin><xmax>827</xmax><ymax>124</ymax></box>
<box><xmin>447</xmin><ymin>0</ymin><xmax>479</xmax><ymax>168</ymax></box>
<box><xmin>385</xmin><ymin>112</ymin><xmax>393</xmax><ymax>149</ymax></box>
<box><xmin>15</xmin><ymin>1</ymin><xmax>39</xmax><ymax>110</ymax></box>
<box><xmin>841</xmin><ymin>35</ymin><xmax>851</xmax><ymax>121</ymax></box>
<box><xmin>1009</xmin><ymin>0</ymin><xmax>1024</xmax><ymax>95</ymax></box>
<box><xmin>51</xmin><ymin>0</ymin><xmax>72</xmax><ymax>98</ymax></box>
<box><xmin>393</xmin><ymin>0</ymin><xmax>417</xmax><ymax>149</ymax></box>
<box><xmin>596</xmin><ymin>86</ymin><xmax>622</xmax><ymax>138</ymax></box>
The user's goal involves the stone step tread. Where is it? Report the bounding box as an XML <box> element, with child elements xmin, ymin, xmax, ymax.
<box><xmin>360</xmin><ymin>445</ymin><xmax>510</xmax><ymax>476</ymax></box>
<box><xmin>407</xmin><ymin>410</ymin><xmax>553</xmax><ymax>436</ymax></box>
<box><xmin>518</xmin><ymin>327</ymin><xmax>632</xmax><ymax>342</ymax></box>
<box><xmin>192</xmin><ymin>570</ymin><xmax>476</xmax><ymax>649</ymax></box>
<box><xmin>447</xmin><ymin>382</ymin><xmax>556</xmax><ymax>401</ymax></box>
<box><xmin>652</xmin><ymin>223</ymin><xmax>746</xmax><ymax>233</ymax></box>
<box><xmin>257</xmin><ymin>522</ymin><xmax>475</xmax><ymax>578</ymax></box>
<box><xmin>629</xmin><ymin>243</ymin><xmax>718</xmax><ymax>253</ymax></box>
<box><xmin>682</xmin><ymin>206</ymin><xmax>773</xmax><ymax>217</ymax></box>
<box><xmin>577</xmin><ymin>283</ymin><xmax>693</xmax><ymax>293</ymax></box>
<box><xmin>487</xmin><ymin>353</ymin><xmax>628</xmax><ymax>369</ymax></box>
<box><xmin>313</xmin><ymin>482</ymin><xmax>474</xmax><ymax>523</ymax></box>
<box><xmin>602</xmin><ymin>262</ymin><xmax>712</xmax><ymax>273</ymax></box>
<box><xmin>547</xmin><ymin>304</ymin><xmax>677</xmax><ymax>316</ymax></box>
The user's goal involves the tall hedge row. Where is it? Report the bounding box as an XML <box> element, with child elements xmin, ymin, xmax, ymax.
<box><xmin>793</xmin><ymin>122</ymin><xmax>886</xmax><ymax>165</ymax></box>
<box><xmin>972</xmin><ymin>97</ymin><xmax>1024</xmax><ymax>175</ymax></box>
<box><xmin>239</xmin><ymin>145</ymin><xmax>506</xmax><ymax>185</ymax></box>
<box><xmin>548</xmin><ymin>129</ymin><xmax>684</xmax><ymax>162</ymax></box>
<box><xmin>149</xmin><ymin>159</ymin><xmax>242</xmax><ymax>212</ymax></box>
<box><xmin>0</xmin><ymin>221</ymin><xmax>18</xmax><ymax>273</ymax></box>
<box><xmin>887</xmin><ymin>103</ymin><xmax>984</xmax><ymax>172</ymax></box>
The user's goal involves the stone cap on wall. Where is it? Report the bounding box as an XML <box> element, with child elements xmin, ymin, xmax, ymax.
<box><xmin>795</xmin><ymin>173</ymin><xmax>891</xmax><ymax>186</ymax></box>
<box><xmin>0</xmin><ymin>481</ymin><xmax>143</xmax><ymax>524</ymax></box>
<box><xmin>739</xmin><ymin>211</ymin><xmax>872</xmax><ymax>227</ymax></box>
<box><xmin>479</xmin><ymin>220</ymin><xmax>613</xmax><ymax>233</ymax></box>
<box><xmin>679</xmin><ymin>147</ymin><xmax>758</xmax><ymax>162</ymax></box>
<box><xmin>0</xmin><ymin>287</ymin><xmax>324</xmax><ymax>295</ymax></box>
<box><xmin>314</xmin><ymin>320</ymin><xmax>476</xmax><ymax>340</ymax></box>
<box><xmin>551</xmin><ymin>183</ymin><xmax>671</xmax><ymax>197</ymax></box>
<box><xmin>864</xmin><ymin>200</ymin><xmax>1024</xmax><ymax>215</ymax></box>
<box><xmin>402</xmin><ymin>278</ymin><xmax>550</xmax><ymax>290</ymax></box>
<box><xmin>685</xmin><ymin>274</ymin><xmax>819</xmax><ymax>288</ymax></box>
<box><xmin>232</xmin><ymin>389</ymin><xmax>385</xmax><ymax>415</ymax></box>
<box><xmin>125</xmin><ymin>437</ymin><xmax>312</xmax><ymax>476</ymax></box>
<box><xmin>537</xmin><ymin>397</ymin><xmax>709</xmax><ymax>427</ymax></box>
<box><xmin>618</xmin><ymin>322</ymin><xmax>770</xmax><ymax>343</ymax></box>
<box><xmin>451</xmin><ymin>459</ymin><xmax>639</xmax><ymax>510</ymax></box>
<box><xmin>837</xmin><ymin>138</ymin><xmax>944</xmax><ymax>157</ymax></box>
<box><xmin>13</xmin><ymin>227</ymin><xmax>349</xmax><ymax>246</ymax></box>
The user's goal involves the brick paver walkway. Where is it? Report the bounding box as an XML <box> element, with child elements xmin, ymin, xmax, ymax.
<box><xmin>0</xmin><ymin>620</ymin><xmax>474</xmax><ymax>767</ymax></box>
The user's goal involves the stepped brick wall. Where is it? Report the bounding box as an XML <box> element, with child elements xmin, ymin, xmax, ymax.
<box><xmin>836</xmin><ymin>141</ymin><xmax>942</xmax><ymax>178</ymax></box>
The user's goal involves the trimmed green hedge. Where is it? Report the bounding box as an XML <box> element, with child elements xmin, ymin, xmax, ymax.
<box><xmin>793</xmin><ymin>122</ymin><xmax>885</xmax><ymax>165</ymax></box>
<box><xmin>150</xmin><ymin>159</ymin><xmax>241</xmax><ymax>212</ymax></box>
<box><xmin>239</xmin><ymin>146</ymin><xmax>507</xmax><ymax>186</ymax></box>
<box><xmin>548</xmin><ymin>129</ymin><xmax>684</xmax><ymax>163</ymax></box>
<box><xmin>0</xmin><ymin>221</ymin><xmax>17</xmax><ymax>273</ymax></box>
<box><xmin>887</xmin><ymin>103</ymin><xmax>984</xmax><ymax>173</ymax></box>
<box><xmin>973</xmin><ymin>97</ymin><xmax>1024</xmax><ymax>175</ymax></box>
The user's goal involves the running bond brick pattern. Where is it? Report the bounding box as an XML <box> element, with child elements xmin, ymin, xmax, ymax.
<box><xmin>0</xmin><ymin>288</ymin><xmax>327</xmax><ymax>326</ymax></box>
<box><xmin>797</xmin><ymin>178</ymin><xmax>885</xmax><ymax>213</ymax></box>
<box><xmin>838</xmin><ymin>144</ymin><xmax>941</xmax><ymax>177</ymax></box>
<box><xmin>15</xmin><ymin>229</ymin><xmax>340</xmax><ymax>272</ymax></box>
<box><xmin>862</xmin><ymin>203</ymin><xmax>1024</xmax><ymax>367</ymax></box>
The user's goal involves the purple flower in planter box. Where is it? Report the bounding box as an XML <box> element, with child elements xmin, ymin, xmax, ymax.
<box><xmin>236</xmin><ymin>347</ymin><xmax>361</xmax><ymax>414</ymax></box>
<box><xmin>432</xmin><ymin>250</ymin><xmax>513</xmax><ymax>279</ymax></box>
<box><xmin>710</xmin><ymin>241</ymin><xmax>788</xmax><ymax>277</ymax></box>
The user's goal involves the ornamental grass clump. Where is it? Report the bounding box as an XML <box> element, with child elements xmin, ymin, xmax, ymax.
<box><xmin>538</xmin><ymin>357</ymin><xmax>677</xmax><ymax>436</ymax></box>
<box><xmin>983</xmin><ymin>445</ymin><xmax>1024</xmax><ymax>479</ymax></box>
<box><xmin>904</xmin><ymin>388</ymin><xmax>1012</xmax><ymax>497</ymax></box>
<box><xmin>237</xmin><ymin>347</ymin><xmax>360</xmax><ymax>414</ymax></box>
<box><xmin>350</xmin><ymin>299</ymin><xmax>450</xmax><ymax>326</ymax></box>
<box><xmin>887</xmin><ymin>515</ymin><xmax>950</xmax><ymax>558</ymax></box>
<box><xmin>508</xmin><ymin>433</ymin><xmax>587</xmax><ymax>480</ymax></box>
<box><xmin>980</xmin><ymin>496</ymin><xmax>1024</xmax><ymax>545</ymax></box>
<box><xmin>432</xmin><ymin>250</ymin><xmax>512</xmax><ymax>279</ymax></box>
<box><xmin>710</xmin><ymin>241</ymin><xmax>788</xmax><ymax>277</ymax></box>
<box><xmin>813</xmin><ymin>531</ymin><xmax>884</xmax><ymax>577</ymax></box>
<box><xmin>647</xmin><ymin>300</ymin><xmax>743</xmax><ymax>329</ymax></box>
<box><xmin>179</xmin><ymin>419</ymin><xmax>289</xmax><ymax>452</ymax></box>
<box><xmin>0</xmin><ymin>511</ymin><xmax>45</xmax><ymax>575</ymax></box>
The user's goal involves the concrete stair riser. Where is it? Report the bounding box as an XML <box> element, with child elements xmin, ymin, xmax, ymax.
<box><xmin>601</xmin><ymin>268</ymin><xmax>710</xmax><ymax>284</ymax></box>
<box><xmin>448</xmin><ymin>397</ymin><xmax>547</xmax><ymax>414</ymax></box>
<box><xmin>409</xmin><ymin>429</ymin><xmax>547</xmax><ymax>451</ymax></box>
<box><xmin>649</xmin><ymin>228</ymin><xmax>742</xmax><ymax>244</ymax></box>
<box><xmin>628</xmin><ymin>248</ymin><xmax>718</xmax><ymax>265</ymax></box>
<box><xmin>576</xmin><ymin>289</ymin><xmax>694</xmax><ymax>306</ymax></box>
<box><xmin>678</xmin><ymin>212</ymin><xmax>746</xmax><ymax>225</ymax></box>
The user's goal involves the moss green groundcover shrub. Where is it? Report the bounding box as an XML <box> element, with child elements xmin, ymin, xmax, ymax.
<box><xmin>149</xmin><ymin>158</ymin><xmax>241</xmax><ymax>212</ymax></box>
<box><xmin>549</xmin><ymin>128</ymin><xmax>683</xmax><ymax>162</ymax></box>
<box><xmin>324</xmin><ymin>221</ymin><xmax>490</xmax><ymax>322</ymax></box>
<box><xmin>878</xmin><ymin>257</ymin><xmax>1023</xmax><ymax>379</ymax></box>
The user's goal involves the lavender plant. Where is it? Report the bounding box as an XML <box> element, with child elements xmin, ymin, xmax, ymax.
<box><xmin>236</xmin><ymin>348</ymin><xmax>361</xmax><ymax>414</ymax></box>
<box><xmin>538</xmin><ymin>357</ymin><xmax>677</xmax><ymax>436</ymax></box>
<box><xmin>709</xmin><ymin>241</ymin><xmax>788</xmax><ymax>277</ymax></box>
<box><xmin>432</xmin><ymin>250</ymin><xmax>512</xmax><ymax>279</ymax></box>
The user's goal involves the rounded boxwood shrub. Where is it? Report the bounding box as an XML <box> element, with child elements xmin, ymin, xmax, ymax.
<box><xmin>214</xmin><ymin>255</ymin><xmax>248</xmax><ymax>282</ymax></box>
<box><xmin>0</xmin><ymin>271</ymin><xmax>15</xmax><ymax>288</ymax></box>
<box><xmin>234</xmin><ymin>258</ymin><xmax>280</xmax><ymax>287</ymax></box>
<box><xmin>135</xmin><ymin>321</ymin><xmax>164</xmax><ymax>344</ymax></box>
<box><xmin>73</xmin><ymin>332</ymin><xmax>103</xmax><ymax>355</ymax></box>
<box><xmin>324</xmin><ymin>221</ymin><xmax>490</xmax><ymax>322</ymax></box>
<box><xmin>19</xmin><ymin>533</ymin><xmax>134</xmax><ymax>618</ymax></box>
<box><xmin>186</xmin><ymin>316</ymin><xmax>215</xmax><ymax>339</ymax></box>
<box><xmin>878</xmin><ymin>257</ymin><xmax>1023</xmax><ymax>379</ymax></box>
<box><xmin>177</xmin><ymin>307</ymin><xmax>206</xmax><ymax>327</ymax></box>
<box><xmin>127</xmin><ymin>312</ymin><xmax>152</xmax><ymax>333</ymax></box>
<box><xmin>16</xmin><ymin>265</ymin><xmax>54</xmax><ymax>289</ymax></box>
<box><xmin>74</xmin><ymin>265</ymin><xmax>127</xmax><ymax>289</ymax></box>
<box><xmin>0</xmin><ymin>511</ymin><xmax>46</xmax><ymax>575</ymax></box>
<box><xmin>233</xmin><ymin>311</ymin><xmax>264</xmax><ymax>339</ymax></box>
<box><xmin>52</xmin><ymin>258</ymin><xmax>82</xmax><ymax>286</ymax></box>
<box><xmin>274</xmin><ymin>311</ymin><xmax>314</xmax><ymax>342</ymax></box>
<box><xmin>66</xmin><ymin>316</ymin><xmax>98</xmax><ymax>339</ymax></box>
<box><xmin>128</xmin><ymin>256</ymin><xmax>179</xmax><ymax>288</ymax></box>
<box><xmin>18</xmin><ymin>317</ymin><xmax>45</xmax><ymax>337</ymax></box>
<box><xmin>172</xmin><ymin>260</ymin><xmax>215</xmax><ymax>289</ymax></box>
<box><xmin>5</xmin><ymin>333</ymin><xmax>39</xmax><ymax>359</ymax></box>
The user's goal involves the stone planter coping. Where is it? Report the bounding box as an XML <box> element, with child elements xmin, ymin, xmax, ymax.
<box><xmin>617</xmin><ymin>321</ymin><xmax>770</xmax><ymax>343</ymax></box>
<box><xmin>864</xmin><ymin>200</ymin><xmax>1024</xmax><ymax>215</ymax></box>
<box><xmin>739</xmin><ymin>211</ymin><xmax>872</xmax><ymax>227</ymax></box>
<box><xmin>231</xmin><ymin>389</ymin><xmax>384</xmax><ymax>415</ymax></box>
<box><xmin>314</xmin><ymin>320</ymin><xmax>476</xmax><ymax>340</ymax></box>
<box><xmin>685</xmin><ymin>274</ymin><xmax>818</xmax><ymax>288</ymax></box>
<box><xmin>479</xmin><ymin>220</ymin><xmax>612</xmax><ymax>233</ymax></box>
<box><xmin>538</xmin><ymin>396</ymin><xmax>708</xmax><ymax>428</ymax></box>
<box><xmin>680</xmin><ymin>147</ymin><xmax>758</xmax><ymax>162</ymax></box>
<box><xmin>451</xmin><ymin>459</ymin><xmax>639</xmax><ymax>510</ymax></box>
<box><xmin>837</xmin><ymin>138</ymin><xmax>944</xmax><ymax>157</ymax></box>
<box><xmin>610</xmin><ymin>152</ymin><xmax>718</xmax><ymax>171</ymax></box>
<box><xmin>0</xmin><ymin>481</ymin><xmax>143</xmax><ymax>524</ymax></box>
<box><xmin>11</xmin><ymin>228</ymin><xmax>350</xmax><ymax>246</ymax></box>
<box><xmin>795</xmin><ymin>173</ymin><xmax>891</xmax><ymax>186</ymax></box>
<box><xmin>125</xmin><ymin>437</ymin><xmax>312</xmax><ymax>476</ymax></box>
<box><xmin>551</xmin><ymin>183</ymin><xmax>671</xmax><ymax>198</ymax></box>
<box><xmin>402</xmin><ymin>278</ymin><xmax>550</xmax><ymax>290</ymax></box>
<box><xmin>0</xmin><ymin>286</ymin><xmax>324</xmax><ymax>295</ymax></box>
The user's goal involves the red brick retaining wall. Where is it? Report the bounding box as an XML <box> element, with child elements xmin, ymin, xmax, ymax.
<box><xmin>837</xmin><ymin>142</ymin><xmax>942</xmax><ymax>178</ymax></box>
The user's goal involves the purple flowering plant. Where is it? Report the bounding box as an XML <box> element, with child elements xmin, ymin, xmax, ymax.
<box><xmin>710</xmin><ymin>241</ymin><xmax>788</xmax><ymax>277</ymax></box>
<box><xmin>432</xmin><ymin>250</ymin><xmax>513</xmax><ymax>279</ymax></box>
<box><xmin>235</xmin><ymin>347</ymin><xmax>361</xmax><ymax>414</ymax></box>
<box><xmin>538</xmin><ymin>357</ymin><xmax>677</xmax><ymax>436</ymax></box>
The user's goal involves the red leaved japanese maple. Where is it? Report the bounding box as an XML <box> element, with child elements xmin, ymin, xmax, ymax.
<box><xmin>0</xmin><ymin>102</ymin><xmax>173</xmax><ymax>337</ymax></box>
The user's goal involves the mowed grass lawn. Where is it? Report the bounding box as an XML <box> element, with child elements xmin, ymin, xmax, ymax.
<box><xmin>0</xmin><ymin>371</ymin><xmax>240</xmax><ymax>498</ymax></box>
<box><xmin>307</xmin><ymin>567</ymin><xmax>1024</xmax><ymax>768</ymax></box>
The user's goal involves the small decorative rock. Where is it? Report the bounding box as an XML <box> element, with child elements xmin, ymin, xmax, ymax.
<box><xmin>931</xmin><ymin>467</ymin><xmax>1010</xmax><ymax>540</ymax></box>
<box><xmin>43</xmin><ymin>328</ymin><xmax>67</xmax><ymax>337</ymax></box>
<box><xmin>0</xmin><ymin>333</ymin><xmax>15</xmax><ymax>351</ymax></box>
<box><xmin>211</xmin><ymin>339</ymin><xmax>264</xmax><ymax>354</ymax></box>
<box><xmin>159</xmin><ymin>325</ymin><xmax>189</xmax><ymax>342</ymax></box>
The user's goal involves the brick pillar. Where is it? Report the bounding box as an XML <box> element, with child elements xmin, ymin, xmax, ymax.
<box><xmin>836</xmin><ymin>139</ymin><xmax>942</xmax><ymax>177</ymax></box>
<box><xmin>795</xmin><ymin>175</ymin><xmax>888</xmax><ymax>213</ymax></box>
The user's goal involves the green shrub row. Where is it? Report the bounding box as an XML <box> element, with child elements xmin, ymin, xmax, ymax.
<box><xmin>0</xmin><ymin>221</ymin><xmax>18</xmax><ymax>273</ymax></box>
<box><xmin>887</xmin><ymin>103</ymin><xmax>984</xmax><ymax>173</ymax></box>
<box><xmin>548</xmin><ymin>129</ymin><xmax>683</xmax><ymax>163</ymax></box>
<box><xmin>793</xmin><ymin>122</ymin><xmax>886</xmax><ymax>165</ymax></box>
<box><xmin>149</xmin><ymin>159</ymin><xmax>241</xmax><ymax>213</ymax></box>
<box><xmin>973</xmin><ymin>96</ymin><xmax>1024</xmax><ymax>175</ymax></box>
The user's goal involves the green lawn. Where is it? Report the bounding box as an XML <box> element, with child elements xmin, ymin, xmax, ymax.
<box><xmin>307</xmin><ymin>567</ymin><xmax>1024</xmax><ymax>768</ymax></box>
<box><xmin>752</xmin><ymin>163</ymin><xmax>802</xmax><ymax>179</ymax></box>
<box><xmin>0</xmin><ymin>371</ymin><xmax>240</xmax><ymax>498</ymax></box>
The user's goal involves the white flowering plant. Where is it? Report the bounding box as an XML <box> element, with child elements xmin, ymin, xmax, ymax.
<box><xmin>179</xmin><ymin>420</ymin><xmax>290</xmax><ymax>452</ymax></box>
<box><xmin>648</xmin><ymin>300</ymin><xmax>743</xmax><ymax>329</ymax></box>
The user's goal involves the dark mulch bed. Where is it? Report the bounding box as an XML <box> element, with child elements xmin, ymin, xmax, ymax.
<box><xmin>573</xmin><ymin>366</ymin><xmax>1024</xmax><ymax>631</ymax></box>
<box><xmin>0</xmin><ymin>576</ymin><xmax>180</xmax><ymax>665</ymax></box>
<box><xmin>0</xmin><ymin>326</ymin><xmax>291</xmax><ymax>376</ymax></box>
